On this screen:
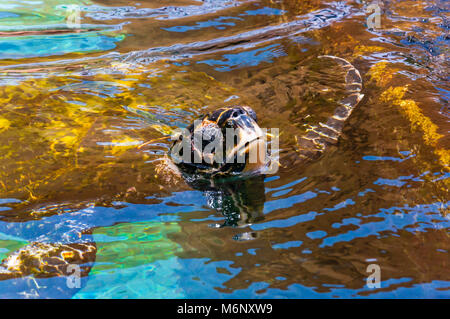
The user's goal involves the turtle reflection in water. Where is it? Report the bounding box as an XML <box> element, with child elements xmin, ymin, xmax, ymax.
<box><xmin>0</xmin><ymin>56</ymin><xmax>363</xmax><ymax>291</ymax></box>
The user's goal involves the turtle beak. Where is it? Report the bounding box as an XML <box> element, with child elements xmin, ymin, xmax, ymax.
<box><xmin>226</xmin><ymin>114</ymin><xmax>267</xmax><ymax>172</ymax></box>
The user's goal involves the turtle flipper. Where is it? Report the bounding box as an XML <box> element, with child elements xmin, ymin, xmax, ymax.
<box><xmin>0</xmin><ymin>242</ymin><xmax>96</xmax><ymax>280</ymax></box>
<box><xmin>296</xmin><ymin>55</ymin><xmax>364</xmax><ymax>160</ymax></box>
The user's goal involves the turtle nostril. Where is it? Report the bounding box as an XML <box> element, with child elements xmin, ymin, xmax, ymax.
<box><xmin>232</xmin><ymin>109</ymin><xmax>244</xmax><ymax>118</ymax></box>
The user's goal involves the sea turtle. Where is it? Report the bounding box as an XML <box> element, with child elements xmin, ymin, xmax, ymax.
<box><xmin>164</xmin><ymin>55</ymin><xmax>363</xmax><ymax>179</ymax></box>
<box><xmin>0</xmin><ymin>55</ymin><xmax>363</xmax><ymax>293</ymax></box>
<box><xmin>152</xmin><ymin>55</ymin><xmax>363</xmax><ymax>231</ymax></box>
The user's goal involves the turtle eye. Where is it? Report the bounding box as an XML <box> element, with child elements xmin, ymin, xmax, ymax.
<box><xmin>242</xmin><ymin>106</ymin><xmax>257</xmax><ymax>122</ymax></box>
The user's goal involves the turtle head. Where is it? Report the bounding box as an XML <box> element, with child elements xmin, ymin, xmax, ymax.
<box><xmin>171</xmin><ymin>106</ymin><xmax>267</xmax><ymax>175</ymax></box>
<box><xmin>212</xmin><ymin>106</ymin><xmax>266</xmax><ymax>174</ymax></box>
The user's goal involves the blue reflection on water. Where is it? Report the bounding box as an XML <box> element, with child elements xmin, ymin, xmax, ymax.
<box><xmin>321</xmin><ymin>201</ymin><xmax>450</xmax><ymax>248</ymax></box>
<box><xmin>198</xmin><ymin>44</ymin><xmax>286</xmax><ymax>71</ymax></box>
<box><xmin>251</xmin><ymin>211</ymin><xmax>319</xmax><ymax>231</ymax></box>
<box><xmin>363</xmin><ymin>155</ymin><xmax>412</xmax><ymax>162</ymax></box>
<box><xmin>0</xmin><ymin>191</ymin><xmax>208</xmax><ymax>244</ymax></box>
<box><xmin>374</xmin><ymin>175</ymin><xmax>414</xmax><ymax>187</ymax></box>
<box><xmin>74</xmin><ymin>258</ymin><xmax>243</xmax><ymax>299</ymax></box>
<box><xmin>306</xmin><ymin>230</ymin><xmax>327</xmax><ymax>239</ymax></box>
<box><xmin>163</xmin><ymin>6</ymin><xmax>285</xmax><ymax>33</ymax></box>
<box><xmin>0</xmin><ymin>32</ymin><xmax>123</xmax><ymax>59</ymax></box>
<box><xmin>163</xmin><ymin>16</ymin><xmax>242</xmax><ymax>32</ymax></box>
<box><xmin>0</xmin><ymin>198</ymin><xmax>21</xmax><ymax>204</ymax></box>
<box><xmin>272</xmin><ymin>240</ymin><xmax>303</xmax><ymax>249</ymax></box>
<box><xmin>324</xmin><ymin>199</ymin><xmax>355</xmax><ymax>211</ymax></box>
<box><xmin>263</xmin><ymin>190</ymin><xmax>317</xmax><ymax>214</ymax></box>
<box><xmin>0</xmin><ymin>11</ymin><xmax>19</xmax><ymax>19</ymax></box>
<box><xmin>240</xmin><ymin>7</ymin><xmax>286</xmax><ymax>16</ymax></box>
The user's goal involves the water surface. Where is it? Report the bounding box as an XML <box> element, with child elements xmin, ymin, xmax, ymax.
<box><xmin>0</xmin><ymin>0</ymin><xmax>448</xmax><ymax>298</ymax></box>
